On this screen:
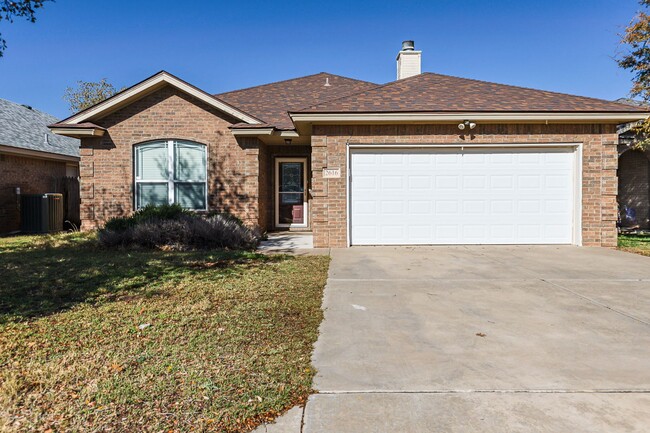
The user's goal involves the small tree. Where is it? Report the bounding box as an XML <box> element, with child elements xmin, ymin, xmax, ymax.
<box><xmin>63</xmin><ymin>79</ymin><xmax>122</xmax><ymax>113</ymax></box>
<box><xmin>618</xmin><ymin>0</ymin><xmax>650</xmax><ymax>149</ymax></box>
<box><xmin>0</xmin><ymin>0</ymin><xmax>51</xmax><ymax>57</ymax></box>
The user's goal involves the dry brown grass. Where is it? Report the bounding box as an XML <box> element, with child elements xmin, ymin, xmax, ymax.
<box><xmin>0</xmin><ymin>232</ymin><xmax>329</xmax><ymax>432</ymax></box>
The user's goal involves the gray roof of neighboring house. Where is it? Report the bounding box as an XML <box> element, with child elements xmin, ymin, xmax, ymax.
<box><xmin>0</xmin><ymin>98</ymin><xmax>79</xmax><ymax>158</ymax></box>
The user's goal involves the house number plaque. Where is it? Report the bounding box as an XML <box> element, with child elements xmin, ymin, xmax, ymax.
<box><xmin>323</xmin><ymin>168</ymin><xmax>341</xmax><ymax>178</ymax></box>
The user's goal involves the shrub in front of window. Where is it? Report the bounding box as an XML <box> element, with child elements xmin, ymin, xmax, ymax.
<box><xmin>99</xmin><ymin>207</ymin><xmax>261</xmax><ymax>250</ymax></box>
<box><xmin>103</xmin><ymin>203</ymin><xmax>191</xmax><ymax>231</ymax></box>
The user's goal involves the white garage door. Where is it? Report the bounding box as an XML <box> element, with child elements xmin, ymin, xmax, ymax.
<box><xmin>350</xmin><ymin>147</ymin><xmax>576</xmax><ymax>245</ymax></box>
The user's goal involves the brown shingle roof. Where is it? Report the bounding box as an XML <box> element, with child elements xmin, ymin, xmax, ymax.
<box><xmin>216</xmin><ymin>72</ymin><xmax>378</xmax><ymax>129</ymax></box>
<box><xmin>297</xmin><ymin>73</ymin><xmax>647</xmax><ymax>113</ymax></box>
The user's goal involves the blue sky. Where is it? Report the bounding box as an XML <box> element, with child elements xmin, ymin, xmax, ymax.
<box><xmin>0</xmin><ymin>0</ymin><xmax>642</xmax><ymax>118</ymax></box>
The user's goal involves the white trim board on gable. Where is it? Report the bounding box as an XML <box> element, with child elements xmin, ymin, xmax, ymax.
<box><xmin>63</xmin><ymin>72</ymin><xmax>262</xmax><ymax>126</ymax></box>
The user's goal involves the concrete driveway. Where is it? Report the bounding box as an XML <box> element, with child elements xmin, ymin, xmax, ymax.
<box><xmin>303</xmin><ymin>246</ymin><xmax>650</xmax><ymax>432</ymax></box>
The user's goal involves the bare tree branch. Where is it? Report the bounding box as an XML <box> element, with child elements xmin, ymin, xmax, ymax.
<box><xmin>0</xmin><ymin>0</ymin><xmax>52</xmax><ymax>57</ymax></box>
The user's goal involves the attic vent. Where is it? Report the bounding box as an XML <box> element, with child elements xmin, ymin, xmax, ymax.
<box><xmin>21</xmin><ymin>104</ymin><xmax>33</xmax><ymax>110</ymax></box>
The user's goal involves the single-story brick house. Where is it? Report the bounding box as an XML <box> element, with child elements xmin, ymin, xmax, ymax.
<box><xmin>0</xmin><ymin>98</ymin><xmax>79</xmax><ymax>234</ymax></box>
<box><xmin>50</xmin><ymin>41</ymin><xmax>649</xmax><ymax>248</ymax></box>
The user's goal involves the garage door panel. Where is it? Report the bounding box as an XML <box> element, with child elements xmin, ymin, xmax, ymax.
<box><xmin>350</xmin><ymin>147</ymin><xmax>576</xmax><ymax>245</ymax></box>
<box><xmin>463</xmin><ymin>175</ymin><xmax>487</xmax><ymax>189</ymax></box>
<box><xmin>435</xmin><ymin>200</ymin><xmax>459</xmax><ymax>214</ymax></box>
<box><xmin>435</xmin><ymin>175</ymin><xmax>459</xmax><ymax>189</ymax></box>
<box><xmin>354</xmin><ymin>175</ymin><xmax>377</xmax><ymax>189</ymax></box>
<box><xmin>381</xmin><ymin>200</ymin><xmax>405</xmax><ymax>215</ymax></box>
<box><xmin>408</xmin><ymin>200</ymin><xmax>432</xmax><ymax>215</ymax></box>
<box><xmin>491</xmin><ymin>200</ymin><xmax>514</xmax><ymax>214</ymax></box>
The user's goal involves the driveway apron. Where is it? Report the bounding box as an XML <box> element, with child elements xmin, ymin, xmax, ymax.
<box><xmin>303</xmin><ymin>246</ymin><xmax>650</xmax><ymax>432</ymax></box>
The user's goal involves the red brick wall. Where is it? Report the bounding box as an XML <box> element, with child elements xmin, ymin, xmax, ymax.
<box><xmin>0</xmin><ymin>153</ymin><xmax>68</xmax><ymax>233</ymax></box>
<box><xmin>310</xmin><ymin>124</ymin><xmax>619</xmax><ymax>248</ymax></box>
<box><xmin>78</xmin><ymin>85</ymin><xmax>263</xmax><ymax>229</ymax></box>
<box><xmin>618</xmin><ymin>149</ymin><xmax>650</xmax><ymax>229</ymax></box>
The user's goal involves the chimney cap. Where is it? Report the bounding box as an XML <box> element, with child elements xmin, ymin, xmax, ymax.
<box><xmin>401</xmin><ymin>40</ymin><xmax>415</xmax><ymax>51</ymax></box>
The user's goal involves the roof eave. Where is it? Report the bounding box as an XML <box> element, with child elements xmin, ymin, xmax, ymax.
<box><xmin>50</xmin><ymin>127</ymin><xmax>106</xmax><ymax>138</ymax></box>
<box><xmin>231</xmin><ymin>127</ymin><xmax>275</xmax><ymax>136</ymax></box>
<box><xmin>289</xmin><ymin>111</ymin><xmax>650</xmax><ymax>124</ymax></box>
<box><xmin>230</xmin><ymin>128</ymin><xmax>300</xmax><ymax>138</ymax></box>
<box><xmin>0</xmin><ymin>143</ymin><xmax>79</xmax><ymax>162</ymax></box>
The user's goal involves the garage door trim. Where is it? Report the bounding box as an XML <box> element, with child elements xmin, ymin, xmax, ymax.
<box><xmin>345</xmin><ymin>142</ymin><xmax>583</xmax><ymax>247</ymax></box>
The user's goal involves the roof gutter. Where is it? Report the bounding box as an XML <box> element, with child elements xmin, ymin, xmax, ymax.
<box><xmin>0</xmin><ymin>144</ymin><xmax>79</xmax><ymax>162</ymax></box>
<box><xmin>50</xmin><ymin>127</ymin><xmax>106</xmax><ymax>138</ymax></box>
<box><xmin>230</xmin><ymin>128</ymin><xmax>299</xmax><ymax>138</ymax></box>
<box><xmin>289</xmin><ymin>112</ymin><xmax>650</xmax><ymax>124</ymax></box>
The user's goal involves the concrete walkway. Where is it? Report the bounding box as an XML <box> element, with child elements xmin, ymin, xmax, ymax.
<box><xmin>257</xmin><ymin>232</ymin><xmax>329</xmax><ymax>255</ymax></box>
<box><xmin>290</xmin><ymin>246</ymin><xmax>650</xmax><ymax>432</ymax></box>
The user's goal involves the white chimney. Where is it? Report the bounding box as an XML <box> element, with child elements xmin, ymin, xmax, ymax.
<box><xmin>396</xmin><ymin>40</ymin><xmax>421</xmax><ymax>80</ymax></box>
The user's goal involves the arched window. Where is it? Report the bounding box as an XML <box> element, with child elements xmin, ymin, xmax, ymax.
<box><xmin>134</xmin><ymin>140</ymin><xmax>207</xmax><ymax>210</ymax></box>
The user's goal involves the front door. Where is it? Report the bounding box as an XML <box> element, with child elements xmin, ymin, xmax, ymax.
<box><xmin>276</xmin><ymin>158</ymin><xmax>308</xmax><ymax>228</ymax></box>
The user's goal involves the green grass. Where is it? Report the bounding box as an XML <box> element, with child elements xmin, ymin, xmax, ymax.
<box><xmin>618</xmin><ymin>234</ymin><xmax>650</xmax><ymax>257</ymax></box>
<box><xmin>0</xmin><ymin>232</ymin><xmax>329</xmax><ymax>432</ymax></box>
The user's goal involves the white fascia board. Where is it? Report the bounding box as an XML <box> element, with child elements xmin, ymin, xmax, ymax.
<box><xmin>231</xmin><ymin>129</ymin><xmax>301</xmax><ymax>138</ymax></box>
<box><xmin>277</xmin><ymin>130</ymin><xmax>299</xmax><ymax>137</ymax></box>
<box><xmin>231</xmin><ymin>128</ymin><xmax>275</xmax><ymax>136</ymax></box>
<box><xmin>66</xmin><ymin>72</ymin><xmax>261</xmax><ymax>125</ymax></box>
<box><xmin>0</xmin><ymin>144</ymin><xmax>79</xmax><ymax>162</ymax></box>
<box><xmin>290</xmin><ymin>112</ymin><xmax>650</xmax><ymax>124</ymax></box>
<box><xmin>50</xmin><ymin>127</ymin><xmax>106</xmax><ymax>137</ymax></box>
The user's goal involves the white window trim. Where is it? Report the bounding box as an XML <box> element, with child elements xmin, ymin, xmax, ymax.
<box><xmin>275</xmin><ymin>157</ymin><xmax>309</xmax><ymax>229</ymax></box>
<box><xmin>134</xmin><ymin>140</ymin><xmax>208</xmax><ymax>211</ymax></box>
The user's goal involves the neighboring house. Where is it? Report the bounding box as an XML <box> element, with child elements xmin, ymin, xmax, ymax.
<box><xmin>615</xmin><ymin>102</ymin><xmax>650</xmax><ymax>230</ymax></box>
<box><xmin>0</xmin><ymin>99</ymin><xmax>80</xmax><ymax>234</ymax></box>
<box><xmin>50</xmin><ymin>41</ymin><xmax>649</xmax><ymax>248</ymax></box>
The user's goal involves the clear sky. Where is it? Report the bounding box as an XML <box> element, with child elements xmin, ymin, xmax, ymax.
<box><xmin>0</xmin><ymin>0</ymin><xmax>642</xmax><ymax>119</ymax></box>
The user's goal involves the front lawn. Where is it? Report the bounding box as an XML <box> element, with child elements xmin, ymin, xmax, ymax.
<box><xmin>618</xmin><ymin>234</ymin><xmax>650</xmax><ymax>257</ymax></box>
<box><xmin>0</xmin><ymin>233</ymin><xmax>329</xmax><ymax>432</ymax></box>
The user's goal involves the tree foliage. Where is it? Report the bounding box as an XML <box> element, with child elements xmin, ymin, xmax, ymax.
<box><xmin>618</xmin><ymin>0</ymin><xmax>650</xmax><ymax>149</ymax></box>
<box><xmin>63</xmin><ymin>79</ymin><xmax>122</xmax><ymax>113</ymax></box>
<box><xmin>0</xmin><ymin>0</ymin><xmax>51</xmax><ymax>57</ymax></box>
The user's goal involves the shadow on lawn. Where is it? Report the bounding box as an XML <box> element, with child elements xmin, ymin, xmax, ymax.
<box><xmin>0</xmin><ymin>236</ymin><xmax>282</xmax><ymax>323</ymax></box>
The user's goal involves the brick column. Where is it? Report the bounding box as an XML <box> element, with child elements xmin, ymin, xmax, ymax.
<box><xmin>600</xmin><ymin>137</ymin><xmax>619</xmax><ymax>247</ymax></box>
<box><xmin>311</xmin><ymin>136</ymin><xmax>329</xmax><ymax>247</ymax></box>
<box><xmin>238</xmin><ymin>137</ymin><xmax>261</xmax><ymax>227</ymax></box>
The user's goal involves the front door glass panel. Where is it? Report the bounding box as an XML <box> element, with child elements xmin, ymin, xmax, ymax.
<box><xmin>279</xmin><ymin>162</ymin><xmax>304</xmax><ymax>224</ymax></box>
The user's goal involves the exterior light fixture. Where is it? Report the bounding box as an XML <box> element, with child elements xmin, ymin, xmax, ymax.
<box><xmin>458</xmin><ymin>120</ymin><xmax>477</xmax><ymax>130</ymax></box>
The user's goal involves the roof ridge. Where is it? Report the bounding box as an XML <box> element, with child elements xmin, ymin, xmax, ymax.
<box><xmin>298</xmin><ymin>72</ymin><xmax>647</xmax><ymax>113</ymax></box>
<box><xmin>297</xmin><ymin>73</ymin><xmax>429</xmax><ymax>111</ymax></box>
<box><xmin>215</xmin><ymin>72</ymin><xmax>377</xmax><ymax>97</ymax></box>
<box><xmin>419</xmin><ymin>72</ymin><xmax>644</xmax><ymax>111</ymax></box>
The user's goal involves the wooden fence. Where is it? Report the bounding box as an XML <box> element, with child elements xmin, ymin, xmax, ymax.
<box><xmin>53</xmin><ymin>176</ymin><xmax>80</xmax><ymax>230</ymax></box>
